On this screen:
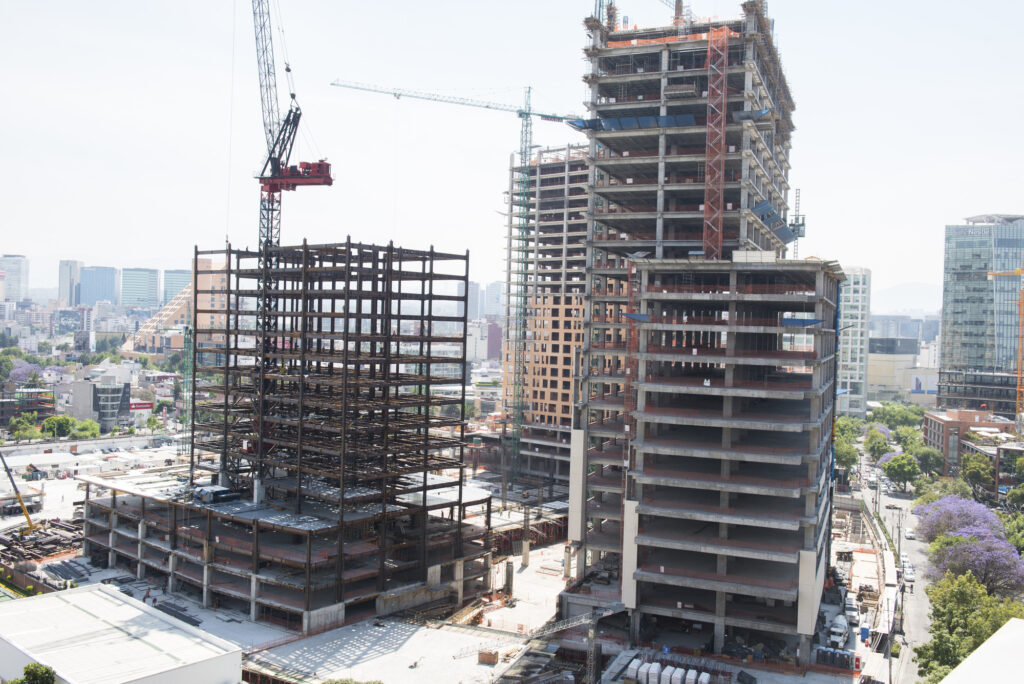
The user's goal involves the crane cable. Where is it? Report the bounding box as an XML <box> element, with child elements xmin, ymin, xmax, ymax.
<box><xmin>271</xmin><ymin>0</ymin><xmax>324</xmax><ymax>162</ymax></box>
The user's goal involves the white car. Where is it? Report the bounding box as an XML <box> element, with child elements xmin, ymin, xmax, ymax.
<box><xmin>905</xmin><ymin>529</ymin><xmax>915</xmax><ymax>540</ymax></box>
<box><xmin>905</xmin><ymin>569</ymin><xmax>916</xmax><ymax>583</ymax></box>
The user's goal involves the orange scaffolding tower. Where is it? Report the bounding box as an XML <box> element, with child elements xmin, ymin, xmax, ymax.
<box><xmin>702</xmin><ymin>26</ymin><xmax>729</xmax><ymax>260</ymax></box>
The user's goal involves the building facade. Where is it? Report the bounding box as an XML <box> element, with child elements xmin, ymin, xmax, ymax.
<box><xmin>922</xmin><ymin>408</ymin><xmax>1013</xmax><ymax>475</ymax></box>
<box><xmin>560</xmin><ymin>2</ymin><xmax>834</xmax><ymax>662</ymax></box>
<box><xmin>0</xmin><ymin>255</ymin><xmax>28</xmax><ymax>302</ymax></box>
<box><xmin>939</xmin><ymin>215</ymin><xmax>1024</xmax><ymax>415</ymax></box>
<box><xmin>58</xmin><ymin>259</ymin><xmax>83</xmax><ymax>307</ymax></box>
<box><xmin>121</xmin><ymin>268</ymin><xmax>160</xmax><ymax>308</ymax></box>
<box><xmin>79</xmin><ymin>266</ymin><xmax>119</xmax><ymax>306</ymax></box>
<box><xmin>162</xmin><ymin>269</ymin><xmax>191</xmax><ymax>305</ymax></box>
<box><xmin>837</xmin><ymin>267</ymin><xmax>870</xmax><ymax>416</ymax></box>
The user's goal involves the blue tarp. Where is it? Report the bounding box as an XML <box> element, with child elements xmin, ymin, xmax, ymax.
<box><xmin>567</xmin><ymin>114</ymin><xmax>696</xmax><ymax>132</ymax></box>
<box><xmin>781</xmin><ymin>318</ymin><xmax>824</xmax><ymax>327</ymax></box>
<box><xmin>622</xmin><ymin>313</ymin><xmax>651</xmax><ymax>323</ymax></box>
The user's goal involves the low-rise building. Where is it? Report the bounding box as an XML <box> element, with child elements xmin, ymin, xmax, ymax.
<box><xmin>922</xmin><ymin>408</ymin><xmax>1014</xmax><ymax>475</ymax></box>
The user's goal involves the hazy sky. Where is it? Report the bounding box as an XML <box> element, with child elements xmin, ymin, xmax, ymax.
<box><xmin>2</xmin><ymin>0</ymin><xmax>1021</xmax><ymax>310</ymax></box>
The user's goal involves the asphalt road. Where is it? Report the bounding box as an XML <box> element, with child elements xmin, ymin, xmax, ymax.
<box><xmin>857</xmin><ymin>452</ymin><xmax>932</xmax><ymax>683</ymax></box>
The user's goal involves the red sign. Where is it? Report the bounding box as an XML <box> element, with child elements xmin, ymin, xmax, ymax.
<box><xmin>130</xmin><ymin>402</ymin><xmax>154</xmax><ymax>411</ymax></box>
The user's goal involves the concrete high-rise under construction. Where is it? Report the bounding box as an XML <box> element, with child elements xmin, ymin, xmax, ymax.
<box><xmin>560</xmin><ymin>1</ymin><xmax>842</xmax><ymax>662</ymax></box>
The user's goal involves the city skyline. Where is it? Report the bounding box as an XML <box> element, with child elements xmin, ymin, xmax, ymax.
<box><xmin>2</xmin><ymin>1</ymin><xmax>1021</xmax><ymax>299</ymax></box>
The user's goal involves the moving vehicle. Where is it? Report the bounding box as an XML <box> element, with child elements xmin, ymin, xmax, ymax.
<box><xmin>905</xmin><ymin>528</ymin><xmax>915</xmax><ymax>539</ymax></box>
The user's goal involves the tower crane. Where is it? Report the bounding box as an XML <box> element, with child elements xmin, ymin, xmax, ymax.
<box><xmin>987</xmin><ymin>257</ymin><xmax>1024</xmax><ymax>431</ymax></box>
<box><xmin>330</xmin><ymin>80</ymin><xmax>578</xmax><ymax>481</ymax></box>
<box><xmin>249</xmin><ymin>1</ymin><xmax>332</xmax><ymax>490</ymax></box>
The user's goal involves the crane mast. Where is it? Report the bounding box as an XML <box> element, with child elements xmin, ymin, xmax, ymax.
<box><xmin>331</xmin><ymin>80</ymin><xmax>578</xmax><ymax>482</ymax></box>
<box><xmin>249</xmin><ymin>0</ymin><xmax>332</xmax><ymax>491</ymax></box>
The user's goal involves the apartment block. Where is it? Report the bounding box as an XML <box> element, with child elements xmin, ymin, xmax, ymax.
<box><xmin>58</xmin><ymin>259</ymin><xmax>83</xmax><ymax>307</ymax></box>
<box><xmin>502</xmin><ymin>145</ymin><xmax>588</xmax><ymax>483</ymax></box>
<box><xmin>121</xmin><ymin>268</ymin><xmax>160</xmax><ymax>308</ymax></box>
<box><xmin>560</xmin><ymin>2</ymin><xmax>837</xmax><ymax>662</ymax></box>
<box><xmin>837</xmin><ymin>267</ymin><xmax>869</xmax><ymax>416</ymax></box>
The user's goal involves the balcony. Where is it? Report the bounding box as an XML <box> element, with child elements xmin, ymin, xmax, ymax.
<box><xmin>636</xmin><ymin>550</ymin><xmax>799</xmax><ymax>601</ymax></box>
<box><xmin>632</xmin><ymin>464</ymin><xmax>808</xmax><ymax>498</ymax></box>
<box><xmin>635</xmin><ymin>519</ymin><xmax>801</xmax><ymax>563</ymax></box>
<box><xmin>637</xmin><ymin>492</ymin><xmax>806</xmax><ymax>530</ymax></box>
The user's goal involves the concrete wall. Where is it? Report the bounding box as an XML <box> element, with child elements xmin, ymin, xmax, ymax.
<box><xmin>0</xmin><ymin>639</ymin><xmax>41</xmax><ymax>683</ymax></box>
<box><xmin>128</xmin><ymin>653</ymin><xmax>241</xmax><ymax>684</ymax></box>
<box><xmin>796</xmin><ymin>548</ymin><xmax>825</xmax><ymax>635</ymax></box>
<box><xmin>303</xmin><ymin>602</ymin><xmax>346</xmax><ymax>634</ymax></box>
<box><xmin>621</xmin><ymin>500</ymin><xmax>638</xmax><ymax>610</ymax></box>
<box><xmin>568</xmin><ymin>428</ymin><xmax>585</xmax><ymax>543</ymax></box>
<box><xmin>376</xmin><ymin>582</ymin><xmax>455</xmax><ymax>617</ymax></box>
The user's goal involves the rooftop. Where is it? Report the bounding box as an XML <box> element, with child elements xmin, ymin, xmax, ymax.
<box><xmin>0</xmin><ymin>583</ymin><xmax>240</xmax><ymax>684</ymax></box>
<box><xmin>943</xmin><ymin>618</ymin><xmax>1024</xmax><ymax>683</ymax></box>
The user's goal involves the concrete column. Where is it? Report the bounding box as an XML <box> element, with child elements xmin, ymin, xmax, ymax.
<box><xmin>455</xmin><ymin>560</ymin><xmax>465</xmax><ymax>605</ymax></box>
<box><xmin>202</xmin><ymin>565</ymin><xmax>211</xmax><ymax>608</ymax></box>
<box><xmin>564</xmin><ymin>544</ymin><xmax>572</xmax><ymax>579</ymax></box>
<box><xmin>522</xmin><ymin>506</ymin><xmax>530</xmax><ymax>568</ymax></box>
<box><xmin>250</xmin><ymin>575</ymin><xmax>258</xmax><ymax>621</ymax></box>
<box><xmin>167</xmin><ymin>555</ymin><xmax>176</xmax><ymax>593</ymax></box>
<box><xmin>798</xmin><ymin>634</ymin><xmax>812</xmax><ymax>665</ymax></box>
<box><xmin>629</xmin><ymin>609</ymin><xmax>642</xmax><ymax>645</ymax></box>
<box><xmin>714</xmin><ymin>591</ymin><xmax>726</xmax><ymax>653</ymax></box>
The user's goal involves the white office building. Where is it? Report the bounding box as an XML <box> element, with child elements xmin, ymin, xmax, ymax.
<box><xmin>838</xmin><ymin>266</ymin><xmax>871</xmax><ymax>416</ymax></box>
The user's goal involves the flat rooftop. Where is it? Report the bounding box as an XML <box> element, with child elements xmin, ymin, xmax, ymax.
<box><xmin>943</xmin><ymin>617</ymin><xmax>1024</xmax><ymax>683</ymax></box>
<box><xmin>0</xmin><ymin>583</ymin><xmax>240</xmax><ymax>684</ymax></box>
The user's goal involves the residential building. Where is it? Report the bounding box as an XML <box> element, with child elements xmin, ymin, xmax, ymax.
<box><xmin>838</xmin><ymin>267</ymin><xmax>870</xmax><ymax>416</ymax></box>
<box><xmin>0</xmin><ymin>255</ymin><xmax>28</xmax><ymax>302</ymax></box>
<box><xmin>922</xmin><ymin>408</ymin><xmax>1013</xmax><ymax>475</ymax></box>
<box><xmin>939</xmin><ymin>215</ymin><xmax>1024</xmax><ymax>415</ymax></box>
<box><xmin>58</xmin><ymin>259</ymin><xmax>83</xmax><ymax>306</ymax></box>
<box><xmin>121</xmin><ymin>268</ymin><xmax>160</xmax><ymax>308</ymax></box>
<box><xmin>79</xmin><ymin>266</ymin><xmax>119</xmax><ymax>306</ymax></box>
<box><xmin>502</xmin><ymin>144</ymin><xmax>587</xmax><ymax>483</ymax></box>
<box><xmin>957</xmin><ymin>432</ymin><xmax>1022</xmax><ymax>501</ymax></box>
<box><xmin>162</xmin><ymin>268</ymin><xmax>191</xmax><ymax>305</ymax></box>
<box><xmin>0</xmin><ymin>272</ymin><xmax>5</xmax><ymax>302</ymax></box>
<box><xmin>561</xmin><ymin>2</ymin><xmax>835</xmax><ymax>661</ymax></box>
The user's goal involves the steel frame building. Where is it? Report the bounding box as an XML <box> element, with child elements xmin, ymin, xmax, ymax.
<box><xmin>82</xmin><ymin>239</ymin><xmax>493</xmax><ymax>632</ymax></box>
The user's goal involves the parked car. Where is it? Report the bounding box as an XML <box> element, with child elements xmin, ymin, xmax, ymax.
<box><xmin>905</xmin><ymin>528</ymin><xmax>915</xmax><ymax>539</ymax></box>
<box><xmin>905</xmin><ymin>568</ymin><xmax>916</xmax><ymax>583</ymax></box>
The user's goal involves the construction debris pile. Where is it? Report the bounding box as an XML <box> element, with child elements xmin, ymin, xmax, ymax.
<box><xmin>0</xmin><ymin>519</ymin><xmax>83</xmax><ymax>566</ymax></box>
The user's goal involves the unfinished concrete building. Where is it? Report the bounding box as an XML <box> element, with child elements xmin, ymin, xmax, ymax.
<box><xmin>502</xmin><ymin>145</ymin><xmax>589</xmax><ymax>484</ymax></box>
<box><xmin>562</xmin><ymin>1</ymin><xmax>840</xmax><ymax>662</ymax></box>
<box><xmin>82</xmin><ymin>239</ymin><xmax>492</xmax><ymax>632</ymax></box>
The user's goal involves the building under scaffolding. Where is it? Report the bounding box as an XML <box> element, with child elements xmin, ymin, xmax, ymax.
<box><xmin>81</xmin><ymin>239</ymin><xmax>493</xmax><ymax>632</ymax></box>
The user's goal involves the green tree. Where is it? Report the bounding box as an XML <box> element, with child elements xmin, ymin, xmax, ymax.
<box><xmin>835</xmin><ymin>415</ymin><xmax>865</xmax><ymax>443</ymax></box>
<box><xmin>870</xmin><ymin>401</ymin><xmax>926</xmax><ymax>430</ymax></box>
<box><xmin>960</xmin><ymin>452</ymin><xmax>995</xmax><ymax>501</ymax></box>
<box><xmin>1006</xmin><ymin>487</ymin><xmax>1024</xmax><ymax>510</ymax></box>
<box><xmin>1004</xmin><ymin>512</ymin><xmax>1024</xmax><ymax>554</ymax></box>
<box><xmin>0</xmin><ymin>355</ymin><xmax>12</xmax><ymax>382</ymax></box>
<box><xmin>146</xmin><ymin>415</ymin><xmax>161</xmax><ymax>433</ymax></box>
<box><xmin>1015</xmin><ymin>455</ymin><xmax>1024</xmax><ymax>476</ymax></box>
<box><xmin>914</xmin><ymin>477</ymin><xmax>973</xmax><ymax>507</ymax></box>
<box><xmin>894</xmin><ymin>425</ymin><xmax>923</xmax><ymax>453</ymax></box>
<box><xmin>36</xmin><ymin>341</ymin><xmax>51</xmax><ymax>355</ymax></box>
<box><xmin>914</xmin><ymin>446</ymin><xmax>945</xmax><ymax>476</ymax></box>
<box><xmin>883</xmin><ymin>452</ymin><xmax>922</xmax><ymax>491</ymax></box>
<box><xmin>915</xmin><ymin>571</ymin><xmax>1024</xmax><ymax>683</ymax></box>
<box><xmin>41</xmin><ymin>415</ymin><xmax>75</xmax><ymax>438</ymax></box>
<box><xmin>8</xmin><ymin>662</ymin><xmax>57</xmax><ymax>684</ymax></box>
<box><xmin>56</xmin><ymin>342</ymin><xmax>71</xmax><ymax>352</ymax></box>
<box><xmin>834</xmin><ymin>438</ymin><xmax>858</xmax><ymax>470</ymax></box>
<box><xmin>70</xmin><ymin>419</ymin><xmax>100</xmax><ymax>440</ymax></box>
<box><xmin>172</xmin><ymin>379</ymin><xmax>182</xmax><ymax>401</ymax></box>
<box><xmin>865</xmin><ymin>428</ymin><xmax>890</xmax><ymax>462</ymax></box>
<box><xmin>13</xmin><ymin>426</ymin><xmax>43</xmax><ymax>442</ymax></box>
<box><xmin>8</xmin><ymin>411</ymin><xmax>39</xmax><ymax>433</ymax></box>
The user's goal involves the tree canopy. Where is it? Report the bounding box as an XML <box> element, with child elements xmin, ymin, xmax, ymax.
<box><xmin>914</xmin><ymin>446</ymin><xmax>944</xmax><ymax>477</ymax></box>
<box><xmin>894</xmin><ymin>425</ymin><xmax>923</xmax><ymax>453</ymax></box>
<box><xmin>914</xmin><ymin>571</ymin><xmax>1024</xmax><ymax>683</ymax></box>
<box><xmin>864</xmin><ymin>428</ymin><xmax>890</xmax><ymax>462</ymax></box>
<box><xmin>960</xmin><ymin>452</ymin><xmax>995</xmax><ymax>501</ymax></box>
<box><xmin>914</xmin><ymin>495</ymin><xmax>1004</xmax><ymax>542</ymax></box>
<box><xmin>834</xmin><ymin>438</ymin><xmax>858</xmax><ymax>470</ymax></box>
<box><xmin>835</xmin><ymin>415</ymin><xmax>865</xmax><ymax>443</ymax></box>
<box><xmin>883</xmin><ymin>452</ymin><xmax>922</xmax><ymax>491</ymax></box>
<box><xmin>869</xmin><ymin>401</ymin><xmax>925</xmax><ymax>430</ymax></box>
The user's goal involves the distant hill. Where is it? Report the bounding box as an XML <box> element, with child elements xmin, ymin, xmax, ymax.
<box><xmin>871</xmin><ymin>282</ymin><xmax>941</xmax><ymax>315</ymax></box>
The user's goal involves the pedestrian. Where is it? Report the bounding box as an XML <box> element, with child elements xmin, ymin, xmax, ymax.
<box><xmin>910</xmin><ymin>584</ymin><xmax>914</xmax><ymax>594</ymax></box>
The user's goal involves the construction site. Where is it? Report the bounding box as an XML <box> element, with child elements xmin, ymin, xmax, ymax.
<box><xmin>1</xmin><ymin>2</ymin><xmax>863</xmax><ymax>682</ymax></box>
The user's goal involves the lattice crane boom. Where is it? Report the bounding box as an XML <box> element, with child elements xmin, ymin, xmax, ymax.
<box><xmin>331</xmin><ymin>80</ymin><xmax>578</xmax><ymax>480</ymax></box>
